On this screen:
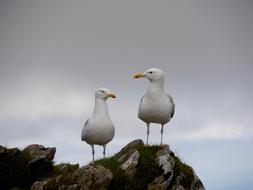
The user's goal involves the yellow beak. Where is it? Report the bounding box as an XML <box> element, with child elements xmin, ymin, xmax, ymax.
<box><xmin>107</xmin><ymin>92</ymin><xmax>116</xmax><ymax>98</ymax></box>
<box><xmin>133</xmin><ymin>73</ymin><xmax>145</xmax><ymax>78</ymax></box>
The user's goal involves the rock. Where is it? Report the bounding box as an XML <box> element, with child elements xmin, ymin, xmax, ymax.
<box><xmin>171</xmin><ymin>185</ymin><xmax>186</xmax><ymax>190</ymax></box>
<box><xmin>156</xmin><ymin>145</ymin><xmax>175</xmax><ymax>175</ymax></box>
<box><xmin>115</xmin><ymin>139</ymin><xmax>205</xmax><ymax>190</ymax></box>
<box><xmin>148</xmin><ymin>176</ymin><xmax>169</xmax><ymax>190</ymax></box>
<box><xmin>58</xmin><ymin>163</ymin><xmax>70</xmax><ymax>174</ymax></box>
<box><xmin>0</xmin><ymin>139</ymin><xmax>205</xmax><ymax>190</ymax></box>
<box><xmin>190</xmin><ymin>171</ymin><xmax>206</xmax><ymax>190</ymax></box>
<box><xmin>174</xmin><ymin>172</ymin><xmax>186</xmax><ymax>185</ymax></box>
<box><xmin>59</xmin><ymin>184</ymin><xmax>79</xmax><ymax>190</ymax></box>
<box><xmin>120</xmin><ymin>150</ymin><xmax>140</xmax><ymax>176</ymax></box>
<box><xmin>0</xmin><ymin>145</ymin><xmax>6</xmax><ymax>154</ymax></box>
<box><xmin>31</xmin><ymin>180</ymin><xmax>49</xmax><ymax>190</ymax></box>
<box><xmin>113</xmin><ymin>139</ymin><xmax>143</xmax><ymax>177</ymax></box>
<box><xmin>0</xmin><ymin>146</ymin><xmax>19</xmax><ymax>158</ymax></box>
<box><xmin>146</xmin><ymin>144</ymin><xmax>175</xmax><ymax>189</ymax></box>
<box><xmin>53</xmin><ymin>163</ymin><xmax>79</xmax><ymax>175</ymax></box>
<box><xmin>147</xmin><ymin>146</ymin><xmax>175</xmax><ymax>190</ymax></box>
<box><xmin>7</xmin><ymin>147</ymin><xmax>20</xmax><ymax>157</ymax></box>
<box><xmin>24</xmin><ymin>144</ymin><xmax>56</xmax><ymax>165</ymax></box>
<box><xmin>73</xmin><ymin>164</ymin><xmax>113</xmax><ymax>190</ymax></box>
<box><xmin>10</xmin><ymin>188</ymin><xmax>27</xmax><ymax>190</ymax></box>
<box><xmin>31</xmin><ymin>176</ymin><xmax>65</xmax><ymax>190</ymax></box>
<box><xmin>30</xmin><ymin>163</ymin><xmax>79</xmax><ymax>190</ymax></box>
<box><xmin>148</xmin><ymin>174</ymin><xmax>173</xmax><ymax>190</ymax></box>
<box><xmin>115</xmin><ymin>139</ymin><xmax>144</xmax><ymax>163</ymax></box>
<box><xmin>0</xmin><ymin>144</ymin><xmax>56</xmax><ymax>190</ymax></box>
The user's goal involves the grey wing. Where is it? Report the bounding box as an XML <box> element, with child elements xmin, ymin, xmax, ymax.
<box><xmin>167</xmin><ymin>94</ymin><xmax>175</xmax><ymax>118</ymax></box>
<box><xmin>138</xmin><ymin>95</ymin><xmax>144</xmax><ymax>111</ymax></box>
<box><xmin>140</xmin><ymin>96</ymin><xmax>144</xmax><ymax>105</ymax></box>
<box><xmin>84</xmin><ymin>119</ymin><xmax>89</xmax><ymax>127</ymax></box>
<box><xmin>81</xmin><ymin>119</ymin><xmax>89</xmax><ymax>141</ymax></box>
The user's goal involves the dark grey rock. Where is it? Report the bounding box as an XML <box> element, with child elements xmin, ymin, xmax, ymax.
<box><xmin>120</xmin><ymin>150</ymin><xmax>140</xmax><ymax>177</ymax></box>
<box><xmin>8</xmin><ymin>147</ymin><xmax>20</xmax><ymax>157</ymax></box>
<box><xmin>0</xmin><ymin>145</ymin><xmax>6</xmax><ymax>154</ymax></box>
<box><xmin>31</xmin><ymin>180</ymin><xmax>49</xmax><ymax>190</ymax></box>
<box><xmin>156</xmin><ymin>147</ymin><xmax>175</xmax><ymax>175</ymax></box>
<box><xmin>59</xmin><ymin>184</ymin><xmax>79</xmax><ymax>190</ymax></box>
<box><xmin>148</xmin><ymin>175</ymin><xmax>169</xmax><ymax>190</ymax></box>
<box><xmin>73</xmin><ymin>164</ymin><xmax>113</xmax><ymax>190</ymax></box>
<box><xmin>114</xmin><ymin>139</ymin><xmax>144</xmax><ymax>164</ymax></box>
<box><xmin>171</xmin><ymin>185</ymin><xmax>186</xmax><ymax>190</ymax></box>
<box><xmin>113</xmin><ymin>139</ymin><xmax>144</xmax><ymax>177</ymax></box>
<box><xmin>10</xmin><ymin>187</ymin><xmax>27</xmax><ymax>190</ymax></box>
<box><xmin>147</xmin><ymin>145</ymin><xmax>175</xmax><ymax>190</ymax></box>
<box><xmin>24</xmin><ymin>144</ymin><xmax>56</xmax><ymax>165</ymax></box>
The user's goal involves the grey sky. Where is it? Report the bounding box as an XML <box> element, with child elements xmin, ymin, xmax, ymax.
<box><xmin>1</xmin><ymin>1</ymin><xmax>253</xmax><ymax>189</ymax></box>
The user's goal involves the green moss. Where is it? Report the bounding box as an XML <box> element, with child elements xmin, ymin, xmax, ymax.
<box><xmin>174</xmin><ymin>156</ymin><xmax>194</xmax><ymax>179</ymax></box>
<box><xmin>95</xmin><ymin>157</ymin><xmax>132</xmax><ymax>190</ymax></box>
<box><xmin>94</xmin><ymin>144</ymin><xmax>195</xmax><ymax>190</ymax></box>
<box><xmin>64</xmin><ymin>163</ymin><xmax>79</xmax><ymax>173</ymax></box>
<box><xmin>50</xmin><ymin>163</ymin><xmax>79</xmax><ymax>177</ymax></box>
<box><xmin>95</xmin><ymin>144</ymin><xmax>162</xmax><ymax>190</ymax></box>
<box><xmin>134</xmin><ymin>145</ymin><xmax>162</xmax><ymax>189</ymax></box>
<box><xmin>41</xmin><ymin>163</ymin><xmax>79</xmax><ymax>190</ymax></box>
<box><xmin>170</xmin><ymin>154</ymin><xmax>194</xmax><ymax>188</ymax></box>
<box><xmin>95</xmin><ymin>157</ymin><xmax>120</xmax><ymax>172</ymax></box>
<box><xmin>43</xmin><ymin>173</ymin><xmax>75</xmax><ymax>190</ymax></box>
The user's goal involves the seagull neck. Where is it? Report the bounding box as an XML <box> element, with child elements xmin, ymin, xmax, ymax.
<box><xmin>147</xmin><ymin>79</ymin><xmax>164</xmax><ymax>96</ymax></box>
<box><xmin>93</xmin><ymin>98</ymin><xmax>109</xmax><ymax>116</ymax></box>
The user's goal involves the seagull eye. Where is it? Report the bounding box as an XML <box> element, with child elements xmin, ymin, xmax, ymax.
<box><xmin>148</xmin><ymin>71</ymin><xmax>153</xmax><ymax>74</ymax></box>
<box><xmin>100</xmin><ymin>90</ymin><xmax>105</xmax><ymax>93</ymax></box>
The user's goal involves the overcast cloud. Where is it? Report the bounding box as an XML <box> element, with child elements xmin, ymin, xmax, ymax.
<box><xmin>1</xmin><ymin>1</ymin><xmax>253</xmax><ymax>189</ymax></box>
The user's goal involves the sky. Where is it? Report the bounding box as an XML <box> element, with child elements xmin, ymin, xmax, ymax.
<box><xmin>0</xmin><ymin>0</ymin><xmax>253</xmax><ymax>189</ymax></box>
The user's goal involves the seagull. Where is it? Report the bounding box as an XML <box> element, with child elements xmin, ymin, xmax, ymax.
<box><xmin>134</xmin><ymin>68</ymin><xmax>175</xmax><ymax>145</ymax></box>
<box><xmin>81</xmin><ymin>88</ymin><xmax>116</xmax><ymax>162</ymax></box>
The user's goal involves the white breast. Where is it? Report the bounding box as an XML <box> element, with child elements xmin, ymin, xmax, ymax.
<box><xmin>138</xmin><ymin>94</ymin><xmax>173</xmax><ymax>124</ymax></box>
<box><xmin>82</xmin><ymin>116</ymin><xmax>115</xmax><ymax>145</ymax></box>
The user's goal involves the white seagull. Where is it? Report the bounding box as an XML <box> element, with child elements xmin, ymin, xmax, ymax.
<box><xmin>134</xmin><ymin>68</ymin><xmax>175</xmax><ymax>145</ymax></box>
<box><xmin>81</xmin><ymin>88</ymin><xmax>116</xmax><ymax>162</ymax></box>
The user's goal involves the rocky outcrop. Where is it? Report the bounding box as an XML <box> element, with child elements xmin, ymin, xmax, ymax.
<box><xmin>109</xmin><ymin>139</ymin><xmax>205</xmax><ymax>190</ymax></box>
<box><xmin>0</xmin><ymin>144</ymin><xmax>55</xmax><ymax>190</ymax></box>
<box><xmin>115</xmin><ymin>139</ymin><xmax>143</xmax><ymax>177</ymax></box>
<box><xmin>1</xmin><ymin>139</ymin><xmax>205</xmax><ymax>190</ymax></box>
<box><xmin>73</xmin><ymin>165</ymin><xmax>113</xmax><ymax>190</ymax></box>
<box><xmin>30</xmin><ymin>162</ymin><xmax>113</xmax><ymax>190</ymax></box>
<box><xmin>24</xmin><ymin>144</ymin><xmax>56</xmax><ymax>165</ymax></box>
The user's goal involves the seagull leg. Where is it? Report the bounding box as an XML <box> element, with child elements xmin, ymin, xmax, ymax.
<box><xmin>103</xmin><ymin>144</ymin><xmax>106</xmax><ymax>160</ymax></box>
<box><xmin>146</xmin><ymin>123</ymin><xmax>150</xmax><ymax>146</ymax></box>
<box><xmin>160</xmin><ymin>124</ymin><xmax>164</xmax><ymax>145</ymax></box>
<box><xmin>91</xmin><ymin>144</ymin><xmax>95</xmax><ymax>163</ymax></box>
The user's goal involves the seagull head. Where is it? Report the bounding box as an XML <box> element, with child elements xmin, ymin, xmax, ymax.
<box><xmin>134</xmin><ymin>68</ymin><xmax>164</xmax><ymax>82</ymax></box>
<box><xmin>95</xmin><ymin>87</ymin><xmax>116</xmax><ymax>100</ymax></box>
